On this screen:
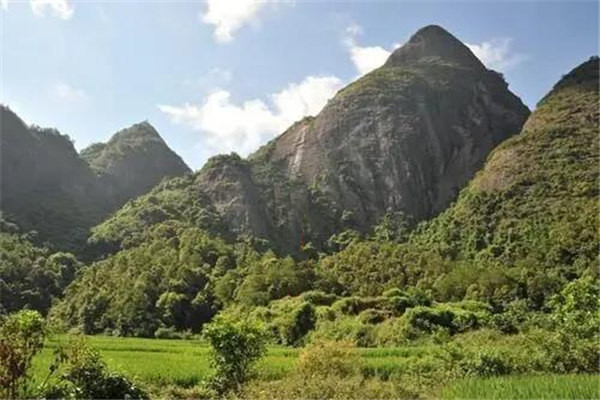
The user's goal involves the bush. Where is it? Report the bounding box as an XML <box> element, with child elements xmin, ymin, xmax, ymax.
<box><xmin>382</xmin><ymin>288</ymin><xmax>407</xmax><ymax>298</ymax></box>
<box><xmin>310</xmin><ymin>316</ymin><xmax>376</xmax><ymax>347</ymax></box>
<box><xmin>203</xmin><ymin>314</ymin><xmax>267</xmax><ymax>394</ymax></box>
<box><xmin>332</xmin><ymin>297</ymin><xmax>386</xmax><ymax>315</ymax></box>
<box><xmin>0</xmin><ymin>310</ymin><xmax>46</xmax><ymax>399</ymax></box>
<box><xmin>244</xmin><ymin>340</ymin><xmax>418</xmax><ymax>399</ymax></box>
<box><xmin>403</xmin><ymin>306</ymin><xmax>454</xmax><ymax>332</ymax></box>
<box><xmin>384</xmin><ymin>296</ymin><xmax>414</xmax><ymax>316</ymax></box>
<box><xmin>41</xmin><ymin>338</ymin><xmax>147</xmax><ymax>399</ymax></box>
<box><xmin>358</xmin><ymin>309</ymin><xmax>387</xmax><ymax>325</ymax></box>
<box><xmin>457</xmin><ymin>348</ymin><xmax>517</xmax><ymax>377</ymax></box>
<box><xmin>491</xmin><ymin>299</ymin><xmax>530</xmax><ymax>334</ymax></box>
<box><xmin>533</xmin><ymin>277</ymin><xmax>600</xmax><ymax>373</ymax></box>
<box><xmin>154</xmin><ymin>326</ymin><xmax>182</xmax><ymax>339</ymax></box>
<box><xmin>315</xmin><ymin>306</ymin><xmax>337</xmax><ymax>322</ymax></box>
<box><xmin>297</xmin><ymin>340</ymin><xmax>360</xmax><ymax>377</ymax></box>
<box><xmin>402</xmin><ymin>304</ymin><xmax>491</xmax><ymax>336</ymax></box>
<box><xmin>300</xmin><ymin>290</ymin><xmax>339</xmax><ymax>306</ymax></box>
<box><xmin>275</xmin><ymin>302</ymin><xmax>316</xmax><ymax>346</ymax></box>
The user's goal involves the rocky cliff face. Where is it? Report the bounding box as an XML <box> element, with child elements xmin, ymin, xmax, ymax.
<box><xmin>91</xmin><ymin>25</ymin><xmax>530</xmax><ymax>256</ymax></box>
<box><xmin>0</xmin><ymin>108</ymin><xmax>190</xmax><ymax>251</ymax></box>
<box><xmin>201</xmin><ymin>25</ymin><xmax>529</xmax><ymax>252</ymax></box>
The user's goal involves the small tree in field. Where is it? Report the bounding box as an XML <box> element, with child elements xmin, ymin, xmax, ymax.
<box><xmin>203</xmin><ymin>314</ymin><xmax>266</xmax><ymax>394</ymax></box>
<box><xmin>0</xmin><ymin>310</ymin><xmax>46</xmax><ymax>399</ymax></box>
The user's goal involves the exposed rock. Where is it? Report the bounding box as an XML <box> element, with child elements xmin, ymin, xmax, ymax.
<box><xmin>202</xmin><ymin>25</ymin><xmax>530</xmax><ymax>253</ymax></box>
<box><xmin>92</xmin><ymin>25</ymin><xmax>530</xmax><ymax>256</ymax></box>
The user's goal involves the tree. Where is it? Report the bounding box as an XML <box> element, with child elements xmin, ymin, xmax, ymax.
<box><xmin>203</xmin><ymin>314</ymin><xmax>266</xmax><ymax>394</ymax></box>
<box><xmin>0</xmin><ymin>310</ymin><xmax>46</xmax><ymax>399</ymax></box>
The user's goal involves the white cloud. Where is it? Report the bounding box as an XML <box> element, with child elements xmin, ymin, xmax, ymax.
<box><xmin>158</xmin><ymin>75</ymin><xmax>343</xmax><ymax>156</ymax></box>
<box><xmin>466</xmin><ymin>38</ymin><xmax>525</xmax><ymax>71</ymax></box>
<box><xmin>30</xmin><ymin>0</ymin><xmax>74</xmax><ymax>20</ymax></box>
<box><xmin>1</xmin><ymin>0</ymin><xmax>9</xmax><ymax>11</ymax></box>
<box><xmin>344</xmin><ymin>24</ymin><xmax>398</xmax><ymax>76</ymax></box>
<box><xmin>201</xmin><ymin>0</ymin><xmax>286</xmax><ymax>43</ymax></box>
<box><xmin>51</xmin><ymin>82</ymin><xmax>88</xmax><ymax>102</ymax></box>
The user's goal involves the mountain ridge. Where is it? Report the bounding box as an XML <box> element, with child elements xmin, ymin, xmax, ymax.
<box><xmin>0</xmin><ymin>107</ymin><xmax>190</xmax><ymax>251</ymax></box>
<box><xmin>89</xmin><ymin>24</ymin><xmax>530</xmax><ymax>257</ymax></box>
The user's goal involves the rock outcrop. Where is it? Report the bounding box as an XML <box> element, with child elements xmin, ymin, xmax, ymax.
<box><xmin>91</xmin><ymin>25</ymin><xmax>530</xmax><ymax>256</ymax></box>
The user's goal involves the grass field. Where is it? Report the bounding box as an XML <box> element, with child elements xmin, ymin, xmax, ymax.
<box><xmin>32</xmin><ymin>335</ymin><xmax>599</xmax><ymax>399</ymax></box>
<box><xmin>32</xmin><ymin>335</ymin><xmax>431</xmax><ymax>388</ymax></box>
<box><xmin>442</xmin><ymin>374</ymin><xmax>600</xmax><ymax>400</ymax></box>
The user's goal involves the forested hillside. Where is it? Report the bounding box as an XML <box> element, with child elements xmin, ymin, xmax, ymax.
<box><xmin>87</xmin><ymin>25</ymin><xmax>530</xmax><ymax>257</ymax></box>
<box><xmin>51</xmin><ymin>57</ymin><xmax>598</xmax><ymax>342</ymax></box>
<box><xmin>0</xmin><ymin>108</ymin><xmax>190</xmax><ymax>252</ymax></box>
<box><xmin>317</xmin><ymin>56</ymin><xmax>599</xmax><ymax>308</ymax></box>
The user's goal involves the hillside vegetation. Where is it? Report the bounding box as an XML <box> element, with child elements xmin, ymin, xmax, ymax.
<box><xmin>51</xmin><ymin>57</ymin><xmax>599</xmax><ymax>348</ymax></box>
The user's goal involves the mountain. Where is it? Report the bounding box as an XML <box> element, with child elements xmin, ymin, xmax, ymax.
<box><xmin>81</xmin><ymin>121</ymin><xmax>190</xmax><ymax>207</ymax></box>
<box><xmin>53</xmin><ymin>56</ymin><xmax>598</xmax><ymax>338</ymax></box>
<box><xmin>91</xmin><ymin>25</ymin><xmax>529</xmax><ymax>255</ymax></box>
<box><xmin>0</xmin><ymin>108</ymin><xmax>190</xmax><ymax>251</ymax></box>
<box><xmin>319</xmin><ymin>56</ymin><xmax>599</xmax><ymax>305</ymax></box>
<box><xmin>0</xmin><ymin>107</ymin><xmax>104</xmax><ymax>250</ymax></box>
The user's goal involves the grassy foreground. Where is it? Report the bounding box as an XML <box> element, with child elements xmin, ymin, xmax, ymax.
<box><xmin>32</xmin><ymin>335</ymin><xmax>598</xmax><ymax>399</ymax></box>
<box><xmin>32</xmin><ymin>335</ymin><xmax>432</xmax><ymax>388</ymax></box>
<box><xmin>442</xmin><ymin>374</ymin><xmax>599</xmax><ymax>400</ymax></box>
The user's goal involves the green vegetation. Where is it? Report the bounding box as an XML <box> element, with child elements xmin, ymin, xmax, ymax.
<box><xmin>318</xmin><ymin>57</ymin><xmax>599</xmax><ymax>310</ymax></box>
<box><xmin>441</xmin><ymin>374</ymin><xmax>599</xmax><ymax>400</ymax></box>
<box><xmin>0</xmin><ymin>310</ymin><xmax>46</xmax><ymax>398</ymax></box>
<box><xmin>0</xmin><ymin>227</ymin><xmax>82</xmax><ymax>315</ymax></box>
<box><xmin>1</xmin><ymin>29</ymin><xmax>597</xmax><ymax>400</ymax></box>
<box><xmin>40</xmin><ymin>338</ymin><xmax>147</xmax><ymax>399</ymax></box>
<box><xmin>203</xmin><ymin>314</ymin><xmax>267</xmax><ymax>394</ymax></box>
<box><xmin>0</xmin><ymin>107</ymin><xmax>189</xmax><ymax>254</ymax></box>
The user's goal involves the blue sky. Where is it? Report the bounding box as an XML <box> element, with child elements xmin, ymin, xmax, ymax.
<box><xmin>1</xmin><ymin>0</ymin><xmax>598</xmax><ymax>170</ymax></box>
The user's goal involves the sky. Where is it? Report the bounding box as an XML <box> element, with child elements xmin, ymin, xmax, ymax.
<box><xmin>1</xmin><ymin>0</ymin><xmax>598</xmax><ymax>170</ymax></box>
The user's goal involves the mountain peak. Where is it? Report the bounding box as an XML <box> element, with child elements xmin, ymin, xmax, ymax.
<box><xmin>109</xmin><ymin>120</ymin><xmax>165</xmax><ymax>145</ymax></box>
<box><xmin>384</xmin><ymin>25</ymin><xmax>485</xmax><ymax>70</ymax></box>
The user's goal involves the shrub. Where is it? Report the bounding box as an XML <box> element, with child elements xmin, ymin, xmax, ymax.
<box><xmin>154</xmin><ymin>326</ymin><xmax>182</xmax><ymax>339</ymax></box>
<box><xmin>275</xmin><ymin>302</ymin><xmax>316</xmax><ymax>346</ymax></box>
<box><xmin>403</xmin><ymin>306</ymin><xmax>454</xmax><ymax>333</ymax></box>
<box><xmin>332</xmin><ymin>297</ymin><xmax>385</xmax><ymax>315</ymax></box>
<box><xmin>0</xmin><ymin>310</ymin><xmax>46</xmax><ymax>399</ymax></box>
<box><xmin>533</xmin><ymin>277</ymin><xmax>600</xmax><ymax>373</ymax></box>
<box><xmin>315</xmin><ymin>306</ymin><xmax>337</xmax><ymax>322</ymax></box>
<box><xmin>310</xmin><ymin>316</ymin><xmax>376</xmax><ymax>347</ymax></box>
<box><xmin>401</xmin><ymin>304</ymin><xmax>491</xmax><ymax>336</ymax></box>
<box><xmin>244</xmin><ymin>340</ymin><xmax>418</xmax><ymax>399</ymax></box>
<box><xmin>457</xmin><ymin>348</ymin><xmax>517</xmax><ymax>377</ymax></box>
<box><xmin>491</xmin><ymin>299</ymin><xmax>530</xmax><ymax>334</ymax></box>
<box><xmin>382</xmin><ymin>288</ymin><xmax>407</xmax><ymax>298</ymax></box>
<box><xmin>384</xmin><ymin>296</ymin><xmax>414</xmax><ymax>316</ymax></box>
<box><xmin>297</xmin><ymin>340</ymin><xmax>360</xmax><ymax>377</ymax></box>
<box><xmin>41</xmin><ymin>338</ymin><xmax>147</xmax><ymax>399</ymax></box>
<box><xmin>203</xmin><ymin>314</ymin><xmax>267</xmax><ymax>394</ymax></box>
<box><xmin>300</xmin><ymin>290</ymin><xmax>339</xmax><ymax>306</ymax></box>
<box><xmin>358</xmin><ymin>309</ymin><xmax>387</xmax><ymax>325</ymax></box>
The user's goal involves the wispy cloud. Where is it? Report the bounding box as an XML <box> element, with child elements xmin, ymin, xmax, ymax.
<box><xmin>201</xmin><ymin>0</ymin><xmax>290</xmax><ymax>43</ymax></box>
<box><xmin>30</xmin><ymin>0</ymin><xmax>74</xmax><ymax>20</ymax></box>
<box><xmin>51</xmin><ymin>82</ymin><xmax>88</xmax><ymax>103</ymax></box>
<box><xmin>158</xmin><ymin>75</ymin><xmax>343</xmax><ymax>156</ymax></box>
<box><xmin>467</xmin><ymin>38</ymin><xmax>526</xmax><ymax>72</ymax></box>
<box><xmin>343</xmin><ymin>24</ymin><xmax>400</xmax><ymax>76</ymax></box>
